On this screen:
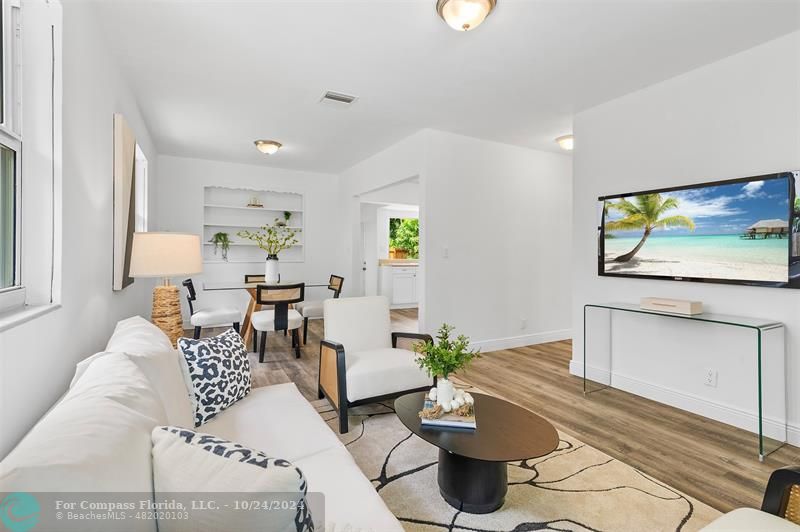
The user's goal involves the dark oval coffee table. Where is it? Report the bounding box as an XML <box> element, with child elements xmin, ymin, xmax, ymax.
<box><xmin>395</xmin><ymin>391</ymin><xmax>559</xmax><ymax>514</ymax></box>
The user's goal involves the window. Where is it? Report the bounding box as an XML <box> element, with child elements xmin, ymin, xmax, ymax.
<box><xmin>0</xmin><ymin>0</ymin><xmax>22</xmax><ymax>312</ymax></box>
<box><xmin>134</xmin><ymin>144</ymin><xmax>149</xmax><ymax>232</ymax></box>
<box><xmin>389</xmin><ymin>218</ymin><xmax>420</xmax><ymax>259</ymax></box>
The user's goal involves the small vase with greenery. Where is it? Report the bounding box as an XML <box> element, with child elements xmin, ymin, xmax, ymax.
<box><xmin>415</xmin><ymin>323</ymin><xmax>480</xmax><ymax>407</ymax></box>
<box><xmin>208</xmin><ymin>232</ymin><xmax>232</xmax><ymax>261</ymax></box>
<box><xmin>237</xmin><ymin>220</ymin><xmax>299</xmax><ymax>283</ymax></box>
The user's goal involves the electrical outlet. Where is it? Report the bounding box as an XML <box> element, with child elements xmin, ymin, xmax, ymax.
<box><xmin>704</xmin><ymin>369</ymin><xmax>718</xmax><ymax>387</ymax></box>
<box><xmin>520</xmin><ymin>317</ymin><xmax>527</xmax><ymax>330</ymax></box>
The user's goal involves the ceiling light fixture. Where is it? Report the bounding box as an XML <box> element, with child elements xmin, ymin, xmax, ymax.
<box><xmin>254</xmin><ymin>140</ymin><xmax>282</xmax><ymax>155</ymax></box>
<box><xmin>555</xmin><ymin>134</ymin><xmax>574</xmax><ymax>151</ymax></box>
<box><xmin>436</xmin><ymin>0</ymin><xmax>496</xmax><ymax>32</ymax></box>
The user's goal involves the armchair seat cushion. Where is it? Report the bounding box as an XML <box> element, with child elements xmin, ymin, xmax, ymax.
<box><xmin>190</xmin><ymin>307</ymin><xmax>241</xmax><ymax>327</ymax></box>
<box><xmin>345</xmin><ymin>348</ymin><xmax>430</xmax><ymax>402</ymax></box>
<box><xmin>252</xmin><ymin>309</ymin><xmax>303</xmax><ymax>332</ymax></box>
<box><xmin>700</xmin><ymin>508</ymin><xmax>800</xmax><ymax>531</ymax></box>
<box><xmin>294</xmin><ymin>300</ymin><xmax>324</xmax><ymax>319</ymax></box>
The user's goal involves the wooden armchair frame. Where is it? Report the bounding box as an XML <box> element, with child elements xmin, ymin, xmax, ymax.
<box><xmin>318</xmin><ymin>332</ymin><xmax>434</xmax><ymax>433</ymax></box>
<box><xmin>762</xmin><ymin>466</ymin><xmax>800</xmax><ymax>524</ymax></box>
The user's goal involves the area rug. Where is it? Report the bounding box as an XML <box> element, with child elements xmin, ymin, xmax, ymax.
<box><xmin>311</xmin><ymin>390</ymin><xmax>721</xmax><ymax>532</ymax></box>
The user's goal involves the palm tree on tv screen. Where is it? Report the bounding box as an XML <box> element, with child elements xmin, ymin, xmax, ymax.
<box><xmin>605</xmin><ymin>194</ymin><xmax>695</xmax><ymax>262</ymax></box>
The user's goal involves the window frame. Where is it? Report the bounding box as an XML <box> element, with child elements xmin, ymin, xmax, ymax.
<box><xmin>0</xmin><ymin>0</ymin><xmax>23</xmax><ymax>314</ymax></box>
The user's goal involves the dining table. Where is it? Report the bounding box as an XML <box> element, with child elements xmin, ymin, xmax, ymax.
<box><xmin>203</xmin><ymin>279</ymin><xmax>330</xmax><ymax>348</ymax></box>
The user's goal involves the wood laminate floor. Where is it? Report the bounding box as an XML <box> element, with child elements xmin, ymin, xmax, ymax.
<box><xmin>457</xmin><ymin>340</ymin><xmax>800</xmax><ymax>513</ymax></box>
<box><xmin>191</xmin><ymin>314</ymin><xmax>800</xmax><ymax>513</ymax></box>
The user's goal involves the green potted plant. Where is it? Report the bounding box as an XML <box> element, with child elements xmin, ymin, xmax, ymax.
<box><xmin>237</xmin><ymin>219</ymin><xmax>299</xmax><ymax>283</ymax></box>
<box><xmin>415</xmin><ymin>324</ymin><xmax>480</xmax><ymax>407</ymax></box>
<box><xmin>208</xmin><ymin>232</ymin><xmax>232</xmax><ymax>261</ymax></box>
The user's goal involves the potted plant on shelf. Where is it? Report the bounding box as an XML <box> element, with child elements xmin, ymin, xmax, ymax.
<box><xmin>237</xmin><ymin>219</ymin><xmax>299</xmax><ymax>283</ymax></box>
<box><xmin>208</xmin><ymin>232</ymin><xmax>232</xmax><ymax>261</ymax></box>
<box><xmin>414</xmin><ymin>324</ymin><xmax>480</xmax><ymax>407</ymax></box>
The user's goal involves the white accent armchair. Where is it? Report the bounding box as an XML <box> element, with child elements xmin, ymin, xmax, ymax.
<box><xmin>318</xmin><ymin>296</ymin><xmax>433</xmax><ymax>433</ymax></box>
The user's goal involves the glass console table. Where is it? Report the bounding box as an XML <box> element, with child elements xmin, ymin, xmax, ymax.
<box><xmin>583</xmin><ymin>303</ymin><xmax>786</xmax><ymax>461</ymax></box>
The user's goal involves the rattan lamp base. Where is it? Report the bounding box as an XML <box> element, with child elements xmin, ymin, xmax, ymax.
<box><xmin>151</xmin><ymin>285</ymin><xmax>184</xmax><ymax>347</ymax></box>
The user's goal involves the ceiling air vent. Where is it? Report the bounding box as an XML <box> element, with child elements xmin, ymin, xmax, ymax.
<box><xmin>320</xmin><ymin>90</ymin><xmax>358</xmax><ymax>107</ymax></box>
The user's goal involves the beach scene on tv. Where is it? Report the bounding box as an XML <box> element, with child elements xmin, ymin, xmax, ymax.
<box><xmin>602</xmin><ymin>177</ymin><xmax>790</xmax><ymax>283</ymax></box>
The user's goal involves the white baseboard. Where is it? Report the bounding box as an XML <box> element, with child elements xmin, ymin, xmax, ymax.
<box><xmin>472</xmin><ymin>329</ymin><xmax>572</xmax><ymax>353</ymax></box>
<box><xmin>569</xmin><ymin>360</ymin><xmax>800</xmax><ymax>447</ymax></box>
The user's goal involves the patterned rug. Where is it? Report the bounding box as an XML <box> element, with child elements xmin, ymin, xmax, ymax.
<box><xmin>311</xmin><ymin>388</ymin><xmax>720</xmax><ymax>532</ymax></box>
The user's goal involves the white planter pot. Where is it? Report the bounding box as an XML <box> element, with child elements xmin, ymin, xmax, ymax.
<box><xmin>265</xmin><ymin>255</ymin><xmax>280</xmax><ymax>284</ymax></box>
<box><xmin>436</xmin><ymin>377</ymin><xmax>455</xmax><ymax>407</ymax></box>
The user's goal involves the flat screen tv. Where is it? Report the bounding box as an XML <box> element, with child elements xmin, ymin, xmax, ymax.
<box><xmin>598</xmin><ymin>171</ymin><xmax>800</xmax><ymax>288</ymax></box>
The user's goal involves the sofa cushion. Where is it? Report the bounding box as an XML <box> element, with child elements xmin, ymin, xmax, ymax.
<box><xmin>70</xmin><ymin>349</ymin><xmax>194</xmax><ymax>428</ymax></box>
<box><xmin>294</xmin><ymin>446</ymin><xmax>403</xmax><ymax>532</ymax></box>
<box><xmin>324</xmin><ymin>296</ymin><xmax>391</xmax><ymax>353</ymax></box>
<box><xmin>152</xmin><ymin>426</ymin><xmax>313</xmax><ymax>532</ymax></box>
<box><xmin>106</xmin><ymin>315</ymin><xmax>174</xmax><ymax>353</ymax></box>
<box><xmin>700</xmin><ymin>508</ymin><xmax>800</xmax><ymax>531</ymax></box>
<box><xmin>0</xmin><ymin>353</ymin><xmax>165</xmax><ymax>532</ymax></box>
<box><xmin>178</xmin><ymin>328</ymin><xmax>251</xmax><ymax>426</ymax></box>
<box><xmin>345</xmin><ymin>348</ymin><xmax>430</xmax><ymax>402</ymax></box>
<box><xmin>202</xmin><ymin>383</ymin><xmax>343</xmax><ymax>463</ymax></box>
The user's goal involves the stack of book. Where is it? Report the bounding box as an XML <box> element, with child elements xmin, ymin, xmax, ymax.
<box><xmin>420</xmin><ymin>398</ymin><xmax>476</xmax><ymax>429</ymax></box>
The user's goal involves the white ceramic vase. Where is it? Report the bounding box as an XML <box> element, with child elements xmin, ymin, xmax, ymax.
<box><xmin>265</xmin><ymin>254</ymin><xmax>280</xmax><ymax>283</ymax></box>
<box><xmin>436</xmin><ymin>377</ymin><xmax>455</xmax><ymax>407</ymax></box>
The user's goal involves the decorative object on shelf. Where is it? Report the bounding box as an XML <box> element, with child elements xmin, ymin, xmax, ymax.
<box><xmin>129</xmin><ymin>232</ymin><xmax>203</xmax><ymax>346</ymax></box>
<box><xmin>436</xmin><ymin>0</ymin><xmax>496</xmax><ymax>32</ymax></box>
<box><xmin>246</xmin><ymin>196</ymin><xmax>263</xmax><ymax>208</ymax></box>
<box><xmin>254</xmin><ymin>139</ymin><xmax>282</xmax><ymax>155</ymax></box>
<box><xmin>237</xmin><ymin>220</ymin><xmax>299</xmax><ymax>283</ymax></box>
<box><xmin>640</xmin><ymin>297</ymin><xmax>703</xmax><ymax>315</ymax></box>
<box><xmin>208</xmin><ymin>232</ymin><xmax>232</xmax><ymax>261</ymax></box>
<box><xmin>414</xmin><ymin>323</ymin><xmax>480</xmax><ymax>408</ymax></box>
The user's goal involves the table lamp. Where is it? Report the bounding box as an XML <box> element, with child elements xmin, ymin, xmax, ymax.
<box><xmin>129</xmin><ymin>232</ymin><xmax>202</xmax><ymax>346</ymax></box>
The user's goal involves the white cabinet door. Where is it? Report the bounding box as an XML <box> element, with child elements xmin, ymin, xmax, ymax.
<box><xmin>391</xmin><ymin>272</ymin><xmax>417</xmax><ymax>304</ymax></box>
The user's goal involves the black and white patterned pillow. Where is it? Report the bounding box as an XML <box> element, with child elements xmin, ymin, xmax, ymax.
<box><xmin>178</xmin><ymin>328</ymin><xmax>251</xmax><ymax>426</ymax></box>
<box><xmin>153</xmin><ymin>426</ymin><xmax>314</xmax><ymax>532</ymax></box>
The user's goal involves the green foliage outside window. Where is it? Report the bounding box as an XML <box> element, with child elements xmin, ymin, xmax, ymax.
<box><xmin>389</xmin><ymin>218</ymin><xmax>419</xmax><ymax>258</ymax></box>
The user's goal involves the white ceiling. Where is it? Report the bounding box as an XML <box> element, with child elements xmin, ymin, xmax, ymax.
<box><xmin>87</xmin><ymin>0</ymin><xmax>800</xmax><ymax>173</ymax></box>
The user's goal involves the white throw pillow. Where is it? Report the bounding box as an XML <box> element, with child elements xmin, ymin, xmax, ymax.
<box><xmin>107</xmin><ymin>315</ymin><xmax>174</xmax><ymax>354</ymax></box>
<box><xmin>152</xmin><ymin>426</ymin><xmax>313</xmax><ymax>532</ymax></box>
<box><xmin>177</xmin><ymin>328</ymin><xmax>251</xmax><ymax>426</ymax></box>
<box><xmin>0</xmin><ymin>353</ymin><xmax>166</xmax><ymax>532</ymax></box>
<box><xmin>128</xmin><ymin>350</ymin><xmax>195</xmax><ymax>428</ymax></box>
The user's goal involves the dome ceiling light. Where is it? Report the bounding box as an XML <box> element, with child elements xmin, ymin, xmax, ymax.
<box><xmin>254</xmin><ymin>140</ymin><xmax>282</xmax><ymax>155</ymax></box>
<box><xmin>555</xmin><ymin>135</ymin><xmax>574</xmax><ymax>151</ymax></box>
<box><xmin>436</xmin><ymin>0</ymin><xmax>497</xmax><ymax>32</ymax></box>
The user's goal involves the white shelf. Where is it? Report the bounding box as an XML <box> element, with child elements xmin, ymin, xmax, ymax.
<box><xmin>205</xmin><ymin>222</ymin><xmax>303</xmax><ymax>230</ymax></box>
<box><xmin>204</xmin><ymin>259</ymin><xmax>303</xmax><ymax>264</ymax></box>
<box><xmin>204</xmin><ymin>203</ymin><xmax>302</xmax><ymax>212</ymax></box>
<box><xmin>203</xmin><ymin>185</ymin><xmax>305</xmax><ymax>265</ymax></box>
<box><xmin>204</xmin><ymin>242</ymin><xmax>303</xmax><ymax>247</ymax></box>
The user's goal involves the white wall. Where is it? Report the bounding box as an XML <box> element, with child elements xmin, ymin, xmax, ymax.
<box><xmin>423</xmin><ymin>130</ymin><xmax>573</xmax><ymax>350</ymax></box>
<box><xmin>155</xmin><ymin>155</ymin><xmax>347</xmax><ymax>319</ymax></box>
<box><xmin>571</xmin><ymin>32</ymin><xmax>800</xmax><ymax>443</ymax></box>
<box><xmin>0</xmin><ymin>2</ymin><xmax>159</xmax><ymax>458</ymax></box>
<box><xmin>341</xmin><ymin>129</ymin><xmax>573</xmax><ymax>349</ymax></box>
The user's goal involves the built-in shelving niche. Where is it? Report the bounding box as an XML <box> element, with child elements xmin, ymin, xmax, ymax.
<box><xmin>203</xmin><ymin>186</ymin><xmax>304</xmax><ymax>264</ymax></box>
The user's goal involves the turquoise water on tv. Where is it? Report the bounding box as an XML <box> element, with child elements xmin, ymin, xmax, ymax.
<box><xmin>604</xmin><ymin>234</ymin><xmax>788</xmax><ymax>265</ymax></box>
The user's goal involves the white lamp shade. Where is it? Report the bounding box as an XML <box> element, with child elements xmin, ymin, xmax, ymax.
<box><xmin>129</xmin><ymin>232</ymin><xmax>203</xmax><ymax>278</ymax></box>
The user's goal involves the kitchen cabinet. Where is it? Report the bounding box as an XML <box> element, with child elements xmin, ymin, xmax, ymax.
<box><xmin>379</xmin><ymin>265</ymin><xmax>418</xmax><ymax>307</ymax></box>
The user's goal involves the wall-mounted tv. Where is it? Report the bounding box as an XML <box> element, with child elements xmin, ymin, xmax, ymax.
<box><xmin>598</xmin><ymin>171</ymin><xmax>800</xmax><ymax>288</ymax></box>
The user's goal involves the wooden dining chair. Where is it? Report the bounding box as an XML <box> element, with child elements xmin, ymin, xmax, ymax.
<box><xmin>244</xmin><ymin>274</ymin><xmax>265</xmax><ymax>283</ymax></box>
<box><xmin>294</xmin><ymin>275</ymin><xmax>344</xmax><ymax>345</ymax></box>
<box><xmin>251</xmin><ymin>283</ymin><xmax>305</xmax><ymax>362</ymax></box>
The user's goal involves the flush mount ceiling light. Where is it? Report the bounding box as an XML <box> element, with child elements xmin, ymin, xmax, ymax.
<box><xmin>555</xmin><ymin>134</ymin><xmax>574</xmax><ymax>151</ymax></box>
<box><xmin>254</xmin><ymin>140</ymin><xmax>282</xmax><ymax>155</ymax></box>
<box><xmin>436</xmin><ymin>0</ymin><xmax>496</xmax><ymax>31</ymax></box>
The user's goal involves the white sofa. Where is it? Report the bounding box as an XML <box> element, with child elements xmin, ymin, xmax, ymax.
<box><xmin>0</xmin><ymin>316</ymin><xmax>402</xmax><ymax>532</ymax></box>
